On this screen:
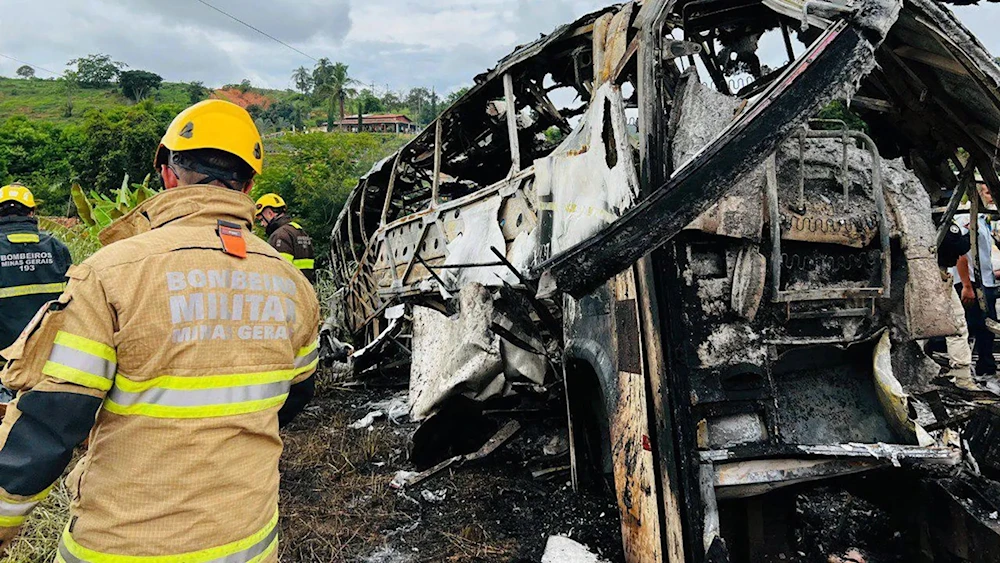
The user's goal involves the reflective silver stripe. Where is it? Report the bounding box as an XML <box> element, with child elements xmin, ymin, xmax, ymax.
<box><xmin>294</xmin><ymin>349</ymin><xmax>319</xmax><ymax>370</ymax></box>
<box><xmin>108</xmin><ymin>381</ymin><xmax>291</xmax><ymax>408</ymax></box>
<box><xmin>58</xmin><ymin>542</ymin><xmax>86</xmax><ymax>563</ymax></box>
<box><xmin>207</xmin><ymin>524</ymin><xmax>279</xmax><ymax>563</ymax></box>
<box><xmin>49</xmin><ymin>344</ymin><xmax>117</xmax><ymax>380</ymax></box>
<box><xmin>0</xmin><ymin>498</ymin><xmax>40</xmax><ymax>517</ymax></box>
<box><xmin>58</xmin><ymin>519</ymin><xmax>279</xmax><ymax>563</ymax></box>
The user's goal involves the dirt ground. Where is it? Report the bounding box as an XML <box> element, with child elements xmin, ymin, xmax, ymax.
<box><xmin>277</xmin><ymin>366</ymin><xmax>625</xmax><ymax>563</ymax></box>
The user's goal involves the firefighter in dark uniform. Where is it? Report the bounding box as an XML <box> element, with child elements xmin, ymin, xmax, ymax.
<box><xmin>255</xmin><ymin>193</ymin><xmax>316</xmax><ymax>282</ymax></box>
<box><xmin>0</xmin><ymin>183</ymin><xmax>72</xmax><ymax>353</ymax></box>
<box><xmin>0</xmin><ymin>183</ymin><xmax>71</xmax><ymax>405</ymax></box>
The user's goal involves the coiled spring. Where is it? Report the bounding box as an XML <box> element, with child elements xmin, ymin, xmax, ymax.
<box><xmin>782</xmin><ymin>213</ymin><xmax>879</xmax><ymax>234</ymax></box>
<box><xmin>780</xmin><ymin>250</ymin><xmax>880</xmax><ymax>272</ymax></box>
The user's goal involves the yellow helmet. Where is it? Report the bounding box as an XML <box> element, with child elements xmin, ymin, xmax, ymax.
<box><xmin>255</xmin><ymin>193</ymin><xmax>287</xmax><ymax>217</ymax></box>
<box><xmin>0</xmin><ymin>183</ymin><xmax>36</xmax><ymax>208</ymax></box>
<box><xmin>154</xmin><ymin>99</ymin><xmax>264</xmax><ymax>175</ymax></box>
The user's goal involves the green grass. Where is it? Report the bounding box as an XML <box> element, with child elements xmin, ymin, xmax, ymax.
<box><xmin>2</xmin><ymin>480</ymin><xmax>71</xmax><ymax>563</ymax></box>
<box><xmin>0</xmin><ymin>78</ymin><xmax>297</xmax><ymax>125</ymax></box>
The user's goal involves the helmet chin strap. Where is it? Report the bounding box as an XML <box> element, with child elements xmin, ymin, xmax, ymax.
<box><xmin>169</xmin><ymin>153</ymin><xmax>246</xmax><ymax>192</ymax></box>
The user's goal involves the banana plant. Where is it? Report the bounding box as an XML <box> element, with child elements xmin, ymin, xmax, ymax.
<box><xmin>72</xmin><ymin>173</ymin><xmax>159</xmax><ymax>238</ymax></box>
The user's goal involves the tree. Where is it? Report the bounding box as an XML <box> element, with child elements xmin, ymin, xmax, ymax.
<box><xmin>61</xmin><ymin>71</ymin><xmax>80</xmax><ymax>117</ymax></box>
<box><xmin>249</xmin><ymin>100</ymin><xmax>307</xmax><ymax>134</ymax></box>
<box><xmin>0</xmin><ymin>116</ymin><xmax>82</xmax><ymax>212</ymax></box>
<box><xmin>239</xmin><ymin>79</ymin><xmax>252</xmax><ymax>93</ymax></box>
<box><xmin>356</xmin><ymin>89</ymin><xmax>385</xmax><ymax>114</ymax></box>
<box><xmin>405</xmin><ymin>88</ymin><xmax>431</xmax><ymax>116</ymax></box>
<box><xmin>186</xmin><ymin>81</ymin><xmax>209</xmax><ymax>104</ymax></box>
<box><xmin>381</xmin><ymin>91</ymin><xmax>402</xmax><ymax>111</ymax></box>
<box><xmin>74</xmin><ymin>101</ymin><xmax>180</xmax><ymax>193</ymax></box>
<box><xmin>67</xmin><ymin>53</ymin><xmax>126</xmax><ymax>88</ymax></box>
<box><xmin>444</xmin><ymin>86</ymin><xmax>470</xmax><ymax>107</ymax></box>
<box><xmin>292</xmin><ymin>66</ymin><xmax>313</xmax><ymax>96</ymax></box>
<box><xmin>15</xmin><ymin>65</ymin><xmax>35</xmax><ymax>79</ymax></box>
<box><xmin>418</xmin><ymin>89</ymin><xmax>440</xmax><ymax>124</ymax></box>
<box><xmin>119</xmin><ymin>70</ymin><xmax>163</xmax><ymax>102</ymax></box>
<box><xmin>313</xmin><ymin>59</ymin><xmax>356</xmax><ymax>131</ymax></box>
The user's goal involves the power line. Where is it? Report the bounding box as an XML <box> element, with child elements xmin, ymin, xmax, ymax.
<box><xmin>0</xmin><ymin>53</ymin><xmax>58</xmax><ymax>76</ymax></box>
<box><xmin>193</xmin><ymin>0</ymin><xmax>319</xmax><ymax>63</ymax></box>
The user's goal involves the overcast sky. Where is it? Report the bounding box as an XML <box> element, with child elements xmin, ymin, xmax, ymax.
<box><xmin>0</xmin><ymin>1</ymin><xmax>997</xmax><ymax>98</ymax></box>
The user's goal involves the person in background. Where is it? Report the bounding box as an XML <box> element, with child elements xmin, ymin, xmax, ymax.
<box><xmin>0</xmin><ymin>183</ymin><xmax>72</xmax><ymax>404</ymax></box>
<box><xmin>951</xmin><ymin>182</ymin><xmax>999</xmax><ymax>378</ymax></box>
<box><xmin>936</xmin><ymin>221</ymin><xmax>975</xmax><ymax>389</ymax></box>
<box><xmin>255</xmin><ymin>193</ymin><xmax>316</xmax><ymax>283</ymax></box>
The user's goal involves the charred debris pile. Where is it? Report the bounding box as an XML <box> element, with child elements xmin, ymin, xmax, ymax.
<box><xmin>324</xmin><ymin>1</ymin><xmax>1000</xmax><ymax>561</ymax></box>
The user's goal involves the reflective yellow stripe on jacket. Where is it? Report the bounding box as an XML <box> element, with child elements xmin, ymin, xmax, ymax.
<box><xmin>57</xmin><ymin>509</ymin><xmax>279</xmax><ymax>563</ymax></box>
<box><xmin>295</xmin><ymin>339</ymin><xmax>319</xmax><ymax>371</ymax></box>
<box><xmin>104</xmin><ymin>346</ymin><xmax>318</xmax><ymax>419</ymax></box>
<box><xmin>42</xmin><ymin>331</ymin><xmax>117</xmax><ymax>392</ymax></box>
<box><xmin>6</xmin><ymin>233</ymin><xmax>40</xmax><ymax>243</ymax></box>
<box><xmin>286</xmin><ymin>223</ymin><xmax>314</xmax><ymax>270</ymax></box>
<box><xmin>0</xmin><ymin>282</ymin><xmax>67</xmax><ymax>300</ymax></box>
<box><xmin>0</xmin><ymin>486</ymin><xmax>53</xmax><ymax>528</ymax></box>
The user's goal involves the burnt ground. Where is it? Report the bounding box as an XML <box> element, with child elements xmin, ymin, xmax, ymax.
<box><xmin>277</xmin><ymin>367</ymin><xmax>625</xmax><ymax>563</ymax></box>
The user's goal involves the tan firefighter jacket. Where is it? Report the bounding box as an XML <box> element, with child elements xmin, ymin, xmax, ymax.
<box><xmin>0</xmin><ymin>186</ymin><xmax>320</xmax><ymax>563</ymax></box>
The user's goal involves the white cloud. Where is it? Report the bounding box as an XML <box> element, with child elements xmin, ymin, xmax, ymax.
<box><xmin>0</xmin><ymin>1</ymin><xmax>997</xmax><ymax>97</ymax></box>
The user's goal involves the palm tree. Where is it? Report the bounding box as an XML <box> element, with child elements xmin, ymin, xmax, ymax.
<box><xmin>313</xmin><ymin>59</ymin><xmax>356</xmax><ymax>131</ymax></box>
<box><xmin>291</xmin><ymin>66</ymin><xmax>312</xmax><ymax>95</ymax></box>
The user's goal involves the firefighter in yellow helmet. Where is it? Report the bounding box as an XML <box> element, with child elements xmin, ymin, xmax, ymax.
<box><xmin>255</xmin><ymin>193</ymin><xmax>315</xmax><ymax>283</ymax></box>
<box><xmin>0</xmin><ymin>183</ymin><xmax>73</xmax><ymax>411</ymax></box>
<box><xmin>0</xmin><ymin>100</ymin><xmax>320</xmax><ymax>562</ymax></box>
<box><xmin>0</xmin><ymin>184</ymin><xmax>72</xmax><ymax>354</ymax></box>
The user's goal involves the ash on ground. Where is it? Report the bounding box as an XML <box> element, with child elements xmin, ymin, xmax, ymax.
<box><xmin>278</xmin><ymin>367</ymin><xmax>623</xmax><ymax>563</ymax></box>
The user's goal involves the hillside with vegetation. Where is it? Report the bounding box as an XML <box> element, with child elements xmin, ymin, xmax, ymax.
<box><xmin>0</xmin><ymin>53</ymin><xmax>461</xmax><ymax>267</ymax></box>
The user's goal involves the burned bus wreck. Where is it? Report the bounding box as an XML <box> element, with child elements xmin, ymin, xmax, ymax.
<box><xmin>328</xmin><ymin>0</ymin><xmax>1000</xmax><ymax>561</ymax></box>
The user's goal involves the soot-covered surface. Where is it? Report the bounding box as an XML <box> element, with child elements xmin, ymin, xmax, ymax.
<box><xmin>277</xmin><ymin>367</ymin><xmax>625</xmax><ymax>562</ymax></box>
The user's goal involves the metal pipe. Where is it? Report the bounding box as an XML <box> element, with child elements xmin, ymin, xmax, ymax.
<box><xmin>808</xmin><ymin>119</ymin><xmax>851</xmax><ymax>202</ymax></box>
<box><xmin>780</xmin><ymin>20</ymin><xmax>796</xmax><ymax>64</ymax></box>
<box><xmin>766</xmin><ymin>154</ymin><xmax>783</xmax><ymax>301</ymax></box>
<box><xmin>797</xmin><ymin>128</ymin><xmax>806</xmax><ymax>211</ymax></box>
<box><xmin>416</xmin><ymin>253</ymin><xmax>453</xmax><ymax>294</ymax></box>
<box><xmin>380</xmin><ymin>152</ymin><xmax>402</xmax><ymax>226</ymax></box>
<box><xmin>935</xmin><ymin>161</ymin><xmax>976</xmax><ymax>250</ymax></box>
<box><xmin>432</xmin><ymin>120</ymin><xmax>442</xmax><ymax>205</ymax></box>
<box><xmin>842</xmin><ymin>128</ymin><xmax>849</xmax><ymax>203</ymax></box>
<box><xmin>503</xmin><ymin>73</ymin><xmax>521</xmax><ymax>175</ymax></box>
<box><xmin>971</xmin><ymin>181</ymin><xmax>980</xmax><ymax>289</ymax></box>
<box><xmin>807</xmin><ymin>118</ymin><xmax>848</xmax><ymax>130</ymax></box>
